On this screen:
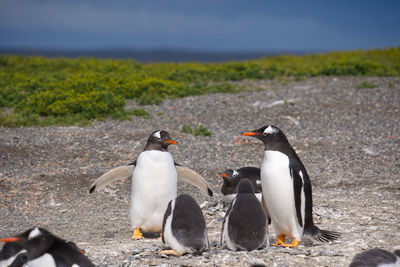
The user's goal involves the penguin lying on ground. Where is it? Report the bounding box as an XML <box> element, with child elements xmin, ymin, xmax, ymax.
<box><xmin>221</xmin><ymin>179</ymin><xmax>268</xmax><ymax>251</ymax></box>
<box><xmin>0</xmin><ymin>227</ymin><xmax>93</xmax><ymax>267</ymax></box>
<box><xmin>242</xmin><ymin>125</ymin><xmax>340</xmax><ymax>247</ymax></box>
<box><xmin>0</xmin><ymin>242</ymin><xmax>27</xmax><ymax>267</ymax></box>
<box><xmin>349</xmin><ymin>248</ymin><xmax>400</xmax><ymax>267</ymax></box>
<box><xmin>89</xmin><ymin>130</ymin><xmax>213</xmax><ymax>240</ymax></box>
<box><xmin>220</xmin><ymin>167</ymin><xmax>262</xmax><ymax>203</ymax></box>
<box><xmin>160</xmin><ymin>194</ymin><xmax>209</xmax><ymax>256</ymax></box>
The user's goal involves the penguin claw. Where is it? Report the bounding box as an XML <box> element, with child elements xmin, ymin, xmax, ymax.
<box><xmin>132</xmin><ymin>228</ymin><xmax>144</xmax><ymax>240</ymax></box>
<box><xmin>159</xmin><ymin>250</ymin><xmax>183</xmax><ymax>257</ymax></box>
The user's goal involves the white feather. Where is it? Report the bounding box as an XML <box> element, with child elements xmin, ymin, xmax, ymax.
<box><xmin>28</xmin><ymin>228</ymin><xmax>41</xmax><ymax>240</ymax></box>
<box><xmin>153</xmin><ymin>130</ymin><xmax>161</xmax><ymax>139</ymax></box>
<box><xmin>0</xmin><ymin>249</ymin><xmax>27</xmax><ymax>267</ymax></box>
<box><xmin>130</xmin><ymin>150</ymin><xmax>177</xmax><ymax>232</ymax></box>
<box><xmin>221</xmin><ymin>193</ymin><xmax>236</xmax><ymax>203</ymax></box>
<box><xmin>28</xmin><ymin>253</ymin><xmax>56</xmax><ymax>267</ymax></box>
<box><xmin>263</xmin><ymin>125</ymin><xmax>278</xmax><ymax>135</ymax></box>
<box><xmin>261</xmin><ymin>150</ymin><xmax>303</xmax><ymax>241</ymax></box>
<box><xmin>222</xmin><ymin>199</ymin><xmax>238</xmax><ymax>251</ymax></box>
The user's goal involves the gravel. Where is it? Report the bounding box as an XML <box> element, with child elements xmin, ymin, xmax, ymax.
<box><xmin>1</xmin><ymin>76</ymin><xmax>399</xmax><ymax>266</ymax></box>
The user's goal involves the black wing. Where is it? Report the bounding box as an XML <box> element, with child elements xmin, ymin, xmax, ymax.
<box><xmin>161</xmin><ymin>200</ymin><xmax>173</xmax><ymax>244</ymax></box>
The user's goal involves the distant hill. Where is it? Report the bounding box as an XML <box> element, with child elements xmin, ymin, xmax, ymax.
<box><xmin>0</xmin><ymin>47</ymin><xmax>313</xmax><ymax>62</ymax></box>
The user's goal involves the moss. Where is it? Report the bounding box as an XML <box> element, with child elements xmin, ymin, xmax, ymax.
<box><xmin>1</xmin><ymin>48</ymin><xmax>399</xmax><ymax>126</ymax></box>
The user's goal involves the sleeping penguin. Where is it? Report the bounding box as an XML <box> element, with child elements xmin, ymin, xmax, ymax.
<box><xmin>220</xmin><ymin>167</ymin><xmax>262</xmax><ymax>203</ymax></box>
<box><xmin>242</xmin><ymin>125</ymin><xmax>340</xmax><ymax>247</ymax></box>
<box><xmin>160</xmin><ymin>194</ymin><xmax>209</xmax><ymax>256</ymax></box>
<box><xmin>89</xmin><ymin>130</ymin><xmax>213</xmax><ymax>240</ymax></box>
<box><xmin>0</xmin><ymin>227</ymin><xmax>93</xmax><ymax>267</ymax></box>
<box><xmin>349</xmin><ymin>248</ymin><xmax>400</xmax><ymax>267</ymax></box>
<box><xmin>221</xmin><ymin>179</ymin><xmax>268</xmax><ymax>251</ymax></box>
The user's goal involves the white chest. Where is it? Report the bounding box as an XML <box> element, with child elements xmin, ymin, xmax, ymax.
<box><xmin>130</xmin><ymin>150</ymin><xmax>177</xmax><ymax>231</ymax></box>
<box><xmin>261</xmin><ymin>150</ymin><xmax>303</xmax><ymax>238</ymax></box>
<box><xmin>28</xmin><ymin>253</ymin><xmax>57</xmax><ymax>267</ymax></box>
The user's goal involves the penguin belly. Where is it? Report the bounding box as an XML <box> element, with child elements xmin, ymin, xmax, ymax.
<box><xmin>27</xmin><ymin>253</ymin><xmax>57</xmax><ymax>267</ymax></box>
<box><xmin>130</xmin><ymin>150</ymin><xmax>177</xmax><ymax>232</ymax></box>
<box><xmin>261</xmin><ymin>150</ymin><xmax>303</xmax><ymax>241</ymax></box>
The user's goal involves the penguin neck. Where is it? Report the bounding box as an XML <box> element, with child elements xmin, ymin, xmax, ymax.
<box><xmin>263</xmin><ymin>141</ymin><xmax>293</xmax><ymax>157</ymax></box>
<box><xmin>143</xmin><ymin>143</ymin><xmax>168</xmax><ymax>152</ymax></box>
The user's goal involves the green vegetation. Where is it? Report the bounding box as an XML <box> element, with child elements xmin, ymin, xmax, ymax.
<box><xmin>356</xmin><ymin>80</ymin><xmax>378</xmax><ymax>89</ymax></box>
<box><xmin>1</xmin><ymin>48</ymin><xmax>399</xmax><ymax>127</ymax></box>
<box><xmin>181</xmin><ymin>123</ymin><xmax>212</xmax><ymax>137</ymax></box>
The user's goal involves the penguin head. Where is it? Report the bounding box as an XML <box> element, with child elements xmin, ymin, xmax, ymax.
<box><xmin>145</xmin><ymin>130</ymin><xmax>178</xmax><ymax>151</ymax></box>
<box><xmin>237</xmin><ymin>179</ymin><xmax>254</xmax><ymax>194</ymax></box>
<box><xmin>221</xmin><ymin>169</ymin><xmax>241</xmax><ymax>184</ymax></box>
<box><xmin>242</xmin><ymin>125</ymin><xmax>289</xmax><ymax>149</ymax></box>
<box><xmin>0</xmin><ymin>227</ymin><xmax>55</xmax><ymax>254</ymax></box>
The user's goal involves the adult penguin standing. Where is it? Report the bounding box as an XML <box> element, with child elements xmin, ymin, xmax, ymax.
<box><xmin>89</xmin><ymin>130</ymin><xmax>213</xmax><ymax>240</ymax></box>
<box><xmin>242</xmin><ymin>125</ymin><xmax>340</xmax><ymax>247</ymax></box>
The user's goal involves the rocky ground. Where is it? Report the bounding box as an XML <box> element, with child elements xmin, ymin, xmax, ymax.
<box><xmin>1</xmin><ymin>76</ymin><xmax>399</xmax><ymax>266</ymax></box>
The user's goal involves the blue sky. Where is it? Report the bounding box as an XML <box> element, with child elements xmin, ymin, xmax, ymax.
<box><xmin>0</xmin><ymin>0</ymin><xmax>399</xmax><ymax>51</ymax></box>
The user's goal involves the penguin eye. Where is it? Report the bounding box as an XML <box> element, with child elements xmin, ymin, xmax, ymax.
<box><xmin>263</xmin><ymin>132</ymin><xmax>268</xmax><ymax>136</ymax></box>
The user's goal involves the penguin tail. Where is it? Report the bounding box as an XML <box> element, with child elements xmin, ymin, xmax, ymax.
<box><xmin>305</xmin><ymin>225</ymin><xmax>341</xmax><ymax>243</ymax></box>
<box><xmin>89</xmin><ymin>165</ymin><xmax>134</xmax><ymax>193</ymax></box>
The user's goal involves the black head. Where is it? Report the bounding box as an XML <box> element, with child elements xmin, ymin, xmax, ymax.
<box><xmin>144</xmin><ymin>130</ymin><xmax>178</xmax><ymax>152</ymax></box>
<box><xmin>237</xmin><ymin>179</ymin><xmax>254</xmax><ymax>194</ymax></box>
<box><xmin>0</xmin><ymin>227</ymin><xmax>56</xmax><ymax>258</ymax></box>
<box><xmin>242</xmin><ymin>125</ymin><xmax>292</xmax><ymax>152</ymax></box>
<box><xmin>221</xmin><ymin>169</ymin><xmax>241</xmax><ymax>184</ymax></box>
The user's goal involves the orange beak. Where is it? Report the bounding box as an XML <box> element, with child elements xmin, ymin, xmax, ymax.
<box><xmin>221</xmin><ymin>173</ymin><xmax>228</xmax><ymax>178</ymax></box>
<box><xmin>242</xmin><ymin>132</ymin><xmax>259</xmax><ymax>136</ymax></box>
<box><xmin>166</xmin><ymin>140</ymin><xmax>178</xmax><ymax>145</ymax></box>
<box><xmin>79</xmin><ymin>249</ymin><xmax>86</xmax><ymax>254</ymax></box>
<box><xmin>0</xmin><ymin>237</ymin><xmax>20</xmax><ymax>242</ymax></box>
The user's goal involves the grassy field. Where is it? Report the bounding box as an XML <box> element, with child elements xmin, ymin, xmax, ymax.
<box><xmin>0</xmin><ymin>48</ymin><xmax>399</xmax><ymax>127</ymax></box>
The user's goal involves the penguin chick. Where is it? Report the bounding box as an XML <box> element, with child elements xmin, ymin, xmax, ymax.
<box><xmin>0</xmin><ymin>227</ymin><xmax>93</xmax><ymax>267</ymax></box>
<box><xmin>221</xmin><ymin>179</ymin><xmax>268</xmax><ymax>251</ymax></box>
<box><xmin>160</xmin><ymin>194</ymin><xmax>209</xmax><ymax>256</ymax></box>
<box><xmin>242</xmin><ymin>125</ymin><xmax>340</xmax><ymax>247</ymax></box>
<box><xmin>220</xmin><ymin>167</ymin><xmax>262</xmax><ymax>203</ymax></box>
<box><xmin>349</xmin><ymin>248</ymin><xmax>400</xmax><ymax>267</ymax></box>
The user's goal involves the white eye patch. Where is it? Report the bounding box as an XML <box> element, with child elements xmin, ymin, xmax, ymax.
<box><xmin>263</xmin><ymin>125</ymin><xmax>278</xmax><ymax>135</ymax></box>
<box><xmin>232</xmin><ymin>170</ymin><xmax>239</xmax><ymax>177</ymax></box>
<box><xmin>153</xmin><ymin>131</ymin><xmax>161</xmax><ymax>139</ymax></box>
<box><xmin>28</xmin><ymin>227</ymin><xmax>42</xmax><ymax>240</ymax></box>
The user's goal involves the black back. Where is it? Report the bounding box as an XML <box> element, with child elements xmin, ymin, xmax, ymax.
<box><xmin>349</xmin><ymin>248</ymin><xmax>399</xmax><ymax>267</ymax></box>
<box><xmin>223</xmin><ymin>179</ymin><xmax>267</xmax><ymax>251</ymax></box>
<box><xmin>221</xmin><ymin>167</ymin><xmax>261</xmax><ymax>196</ymax></box>
<box><xmin>162</xmin><ymin>194</ymin><xmax>208</xmax><ymax>252</ymax></box>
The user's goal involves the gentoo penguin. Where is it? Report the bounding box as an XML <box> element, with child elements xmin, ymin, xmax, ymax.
<box><xmin>220</xmin><ymin>167</ymin><xmax>262</xmax><ymax>203</ymax></box>
<box><xmin>89</xmin><ymin>130</ymin><xmax>213</xmax><ymax>240</ymax></box>
<box><xmin>160</xmin><ymin>194</ymin><xmax>209</xmax><ymax>256</ymax></box>
<box><xmin>242</xmin><ymin>125</ymin><xmax>340</xmax><ymax>247</ymax></box>
<box><xmin>349</xmin><ymin>248</ymin><xmax>400</xmax><ymax>267</ymax></box>
<box><xmin>221</xmin><ymin>179</ymin><xmax>268</xmax><ymax>251</ymax></box>
<box><xmin>0</xmin><ymin>227</ymin><xmax>93</xmax><ymax>267</ymax></box>
<box><xmin>0</xmin><ymin>242</ymin><xmax>28</xmax><ymax>267</ymax></box>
